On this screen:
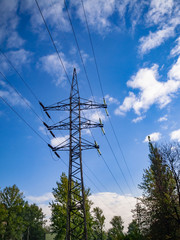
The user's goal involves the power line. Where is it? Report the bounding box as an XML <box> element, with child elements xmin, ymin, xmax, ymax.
<box><xmin>63</xmin><ymin>0</ymin><xmax>134</xmax><ymax>196</ymax></box>
<box><xmin>35</xmin><ymin>0</ymin><xmax>118</xmax><ymax>194</ymax></box>
<box><xmin>0</xmin><ymin>71</ymin><xmax>109</xmax><ymax>200</ymax></box>
<box><xmin>35</xmin><ymin>0</ymin><xmax>71</xmax><ymax>85</ymax></box>
<box><xmin>83</xmin><ymin>162</ymin><xmax>109</xmax><ymax>192</ymax></box>
<box><xmin>0</xmin><ymin>47</ymin><xmax>111</xmax><ymax>200</ymax></box>
<box><xmin>0</xmin><ymin>71</ymin><xmax>43</xmax><ymax>123</ymax></box>
<box><xmin>80</xmin><ymin>0</ymin><xmax>104</xmax><ymax>97</ymax></box>
<box><xmin>0</xmin><ymin>71</ymin><xmax>107</xmax><ymax>198</ymax></box>
<box><xmin>80</xmin><ymin>0</ymin><xmax>138</xmax><ymax>192</ymax></box>
<box><xmin>0</xmin><ymin>49</ymin><xmax>114</xmax><ymax>204</ymax></box>
<box><xmin>0</xmin><ymin>49</ymin><xmax>39</xmax><ymax>102</ymax></box>
<box><xmin>0</xmin><ymin>96</ymin><xmax>47</xmax><ymax>144</ymax></box>
<box><xmin>64</xmin><ymin>0</ymin><xmax>94</xmax><ymax>97</ymax></box>
<box><xmin>35</xmin><ymin>0</ymin><xmax>134</xmax><ymax>199</ymax></box>
<box><xmin>101</xmin><ymin>154</ymin><xmax>124</xmax><ymax>195</ymax></box>
<box><xmin>108</xmin><ymin>119</ymin><xmax>137</xmax><ymax>189</ymax></box>
<box><xmin>104</xmin><ymin>134</ymin><xmax>133</xmax><ymax>193</ymax></box>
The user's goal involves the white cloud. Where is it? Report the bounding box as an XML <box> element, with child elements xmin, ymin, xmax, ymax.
<box><xmin>132</xmin><ymin>115</ymin><xmax>145</xmax><ymax>123</ymax></box>
<box><xmin>0</xmin><ymin>49</ymin><xmax>32</xmax><ymax>74</ymax></box>
<box><xmin>84</xmin><ymin>109</ymin><xmax>106</xmax><ymax>122</ymax></box>
<box><xmin>0</xmin><ymin>0</ymin><xmax>24</xmax><ymax>49</ymax></box>
<box><xmin>139</xmin><ymin>0</ymin><xmax>180</xmax><ymax>55</ymax></box>
<box><xmin>39</xmin><ymin>53</ymin><xmax>79</xmax><ymax>85</ymax></box>
<box><xmin>73</xmin><ymin>0</ymin><xmax>116</xmax><ymax>33</ymax></box>
<box><xmin>39</xmin><ymin>126</ymin><xmax>48</xmax><ymax>135</ymax></box>
<box><xmin>118</xmin><ymin>0</ymin><xmax>147</xmax><ymax>32</ymax></box>
<box><xmin>158</xmin><ymin>114</ymin><xmax>168</xmax><ymax>122</ymax></box>
<box><xmin>171</xmin><ymin>37</ymin><xmax>180</xmax><ymax>57</ymax></box>
<box><xmin>139</xmin><ymin>25</ymin><xmax>175</xmax><ymax>55</ymax></box>
<box><xmin>0</xmin><ymin>79</ymin><xmax>30</xmax><ymax>107</ymax></box>
<box><xmin>51</xmin><ymin>135</ymin><xmax>69</xmax><ymax>147</ymax></box>
<box><xmin>39</xmin><ymin>204</ymin><xmax>51</xmax><ymax>225</ymax></box>
<box><xmin>146</xmin><ymin>0</ymin><xmax>174</xmax><ymax>25</ymax></box>
<box><xmin>115</xmin><ymin>57</ymin><xmax>180</xmax><ymax>116</ymax></box>
<box><xmin>105</xmin><ymin>94</ymin><xmax>119</xmax><ymax>105</ymax></box>
<box><xmin>20</xmin><ymin>0</ymin><xmax>69</xmax><ymax>33</ymax></box>
<box><xmin>168</xmin><ymin>56</ymin><xmax>180</xmax><ymax>80</ymax></box>
<box><xmin>26</xmin><ymin>191</ymin><xmax>136</xmax><ymax>230</ymax></box>
<box><xmin>170</xmin><ymin>129</ymin><xmax>180</xmax><ymax>141</ymax></box>
<box><xmin>7</xmin><ymin>49</ymin><xmax>32</xmax><ymax>69</ymax></box>
<box><xmin>115</xmin><ymin>92</ymin><xmax>136</xmax><ymax>116</ymax></box>
<box><xmin>26</xmin><ymin>192</ymin><xmax>54</xmax><ymax>226</ymax></box>
<box><xmin>74</xmin><ymin>0</ymin><xmax>146</xmax><ymax>33</ymax></box>
<box><xmin>26</xmin><ymin>192</ymin><xmax>54</xmax><ymax>203</ymax></box>
<box><xmin>89</xmin><ymin>192</ymin><xmax>136</xmax><ymax>231</ymax></box>
<box><xmin>144</xmin><ymin>132</ymin><xmax>161</xmax><ymax>142</ymax></box>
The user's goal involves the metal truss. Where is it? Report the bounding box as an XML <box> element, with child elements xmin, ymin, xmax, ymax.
<box><xmin>40</xmin><ymin>68</ymin><xmax>107</xmax><ymax>240</ymax></box>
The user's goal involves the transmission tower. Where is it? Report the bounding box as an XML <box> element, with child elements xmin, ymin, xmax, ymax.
<box><xmin>40</xmin><ymin>68</ymin><xmax>107</xmax><ymax>240</ymax></box>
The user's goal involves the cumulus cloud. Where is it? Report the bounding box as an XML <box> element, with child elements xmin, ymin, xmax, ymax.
<box><xmin>89</xmin><ymin>192</ymin><xmax>136</xmax><ymax>231</ymax></box>
<box><xmin>115</xmin><ymin>57</ymin><xmax>180</xmax><ymax>116</ymax></box>
<box><xmin>38</xmin><ymin>53</ymin><xmax>79</xmax><ymax>85</ymax></box>
<box><xmin>26</xmin><ymin>191</ymin><xmax>136</xmax><ymax>230</ymax></box>
<box><xmin>26</xmin><ymin>192</ymin><xmax>54</xmax><ymax>226</ymax></box>
<box><xmin>170</xmin><ymin>129</ymin><xmax>180</xmax><ymax>141</ymax></box>
<box><xmin>158</xmin><ymin>114</ymin><xmax>168</xmax><ymax>122</ymax></box>
<box><xmin>26</xmin><ymin>192</ymin><xmax>54</xmax><ymax>203</ymax></box>
<box><xmin>144</xmin><ymin>132</ymin><xmax>161</xmax><ymax>142</ymax></box>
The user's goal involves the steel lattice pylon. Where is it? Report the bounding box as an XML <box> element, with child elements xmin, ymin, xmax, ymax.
<box><xmin>40</xmin><ymin>69</ymin><xmax>107</xmax><ymax>239</ymax></box>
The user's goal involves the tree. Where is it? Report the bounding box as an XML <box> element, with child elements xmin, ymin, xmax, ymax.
<box><xmin>0</xmin><ymin>202</ymin><xmax>8</xmax><ymax>240</ymax></box>
<box><xmin>107</xmin><ymin>216</ymin><xmax>124</xmax><ymax>240</ymax></box>
<box><xmin>160</xmin><ymin>143</ymin><xmax>180</xmax><ymax>212</ymax></box>
<box><xmin>50</xmin><ymin>172</ymin><xmax>93</xmax><ymax>240</ymax></box>
<box><xmin>22</xmin><ymin>203</ymin><xmax>46</xmax><ymax>240</ymax></box>
<box><xmin>126</xmin><ymin>220</ymin><xmax>144</xmax><ymax>240</ymax></box>
<box><xmin>0</xmin><ymin>184</ymin><xmax>25</xmax><ymax>240</ymax></box>
<box><xmin>136</xmin><ymin>139</ymin><xmax>180</xmax><ymax>239</ymax></box>
<box><xmin>92</xmin><ymin>207</ymin><xmax>106</xmax><ymax>240</ymax></box>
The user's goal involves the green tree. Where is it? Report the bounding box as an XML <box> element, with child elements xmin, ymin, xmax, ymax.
<box><xmin>22</xmin><ymin>203</ymin><xmax>46</xmax><ymax>240</ymax></box>
<box><xmin>0</xmin><ymin>184</ymin><xmax>25</xmax><ymax>240</ymax></box>
<box><xmin>50</xmin><ymin>172</ymin><xmax>93</xmax><ymax>240</ymax></box>
<box><xmin>108</xmin><ymin>216</ymin><xmax>124</xmax><ymax>240</ymax></box>
<box><xmin>136</xmin><ymin>139</ymin><xmax>180</xmax><ymax>239</ymax></box>
<box><xmin>0</xmin><ymin>202</ymin><xmax>8</xmax><ymax>240</ymax></box>
<box><xmin>126</xmin><ymin>220</ymin><xmax>144</xmax><ymax>240</ymax></box>
<box><xmin>92</xmin><ymin>207</ymin><xmax>106</xmax><ymax>240</ymax></box>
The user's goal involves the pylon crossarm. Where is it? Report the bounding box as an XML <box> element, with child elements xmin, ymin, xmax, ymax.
<box><xmin>45</xmin><ymin>118</ymin><xmax>103</xmax><ymax>131</ymax></box>
<box><xmin>80</xmin><ymin>97</ymin><xmax>107</xmax><ymax>110</ymax></box>
<box><xmin>43</xmin><ymin>98</ymin><xmax>70</xmax><ymax>111</ymax></box>
<box><xmin>41</xmin><ymin>97</ymin><xmax>107</xmax><ymax>112</ymax></box>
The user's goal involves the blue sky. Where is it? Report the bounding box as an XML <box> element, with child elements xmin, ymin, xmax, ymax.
<box><xmin>1</xmin><ymin>0</ymin><xmax>180</xmax><ymax>229</ymax></box>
